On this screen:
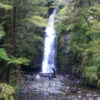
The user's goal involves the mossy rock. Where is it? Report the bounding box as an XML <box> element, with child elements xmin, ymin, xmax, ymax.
<box><xmin>0</xmin><ymin>83</ymin><xmax>15</xmax><ymax>100</ymax></box>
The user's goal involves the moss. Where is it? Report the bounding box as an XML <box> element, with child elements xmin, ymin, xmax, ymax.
<box><xmin>0</xmin><ymin>83</ymin><xmax>15</xmax><ymax>100</ymax></box>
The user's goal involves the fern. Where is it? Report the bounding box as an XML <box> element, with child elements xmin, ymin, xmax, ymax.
<box><xmin>0</xmin><ymin>48</ymin><xmax>10</xmax><ymax>61</ymax></box>
<box><xmin>0</xmin><ymin>26</ymin><xmax>6</xmax><ymax>39</ymax></box>
<box><xmin>8</xmin><ymin>57</ymin><xmax>30</xmax><ymax>65</ymax></box>
<box><xmin>0</xmin><ymin>3</ymin><xmax>12</xmax><ymax>10</ymax></box>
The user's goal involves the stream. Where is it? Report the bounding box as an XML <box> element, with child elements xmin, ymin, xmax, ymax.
<box><xmin>19</xmin><ymin>74</ymin><xmax>100</xmax><ymax>100</ymax></box>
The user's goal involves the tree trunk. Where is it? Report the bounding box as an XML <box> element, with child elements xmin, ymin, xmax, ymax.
<box><xmin>5</xmin><ymin>0</ymin><xmax>18</xmax><ymax>82</ymax></box>
<box><xmin>5</xmin><ymin>8</ymin><xmax>14</xmax><ymax>82</ymax></box>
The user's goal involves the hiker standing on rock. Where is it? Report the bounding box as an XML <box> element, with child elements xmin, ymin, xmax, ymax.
<box><xmin>51</xmin><ymin>64</ymin><xmax>56</xmax><ymax>78</ymax></box>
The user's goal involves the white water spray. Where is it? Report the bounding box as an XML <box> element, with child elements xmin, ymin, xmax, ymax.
<box><xmin>41</xmin><ymin>10</ymin><xmax>57</xmax><ymax>73</ymax></box>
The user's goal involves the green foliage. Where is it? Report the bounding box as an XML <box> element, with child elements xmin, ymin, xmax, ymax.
<box><xmin>56</xmin><ymin>2</ymin><xmax>100</xmax><ymax>88</ymax></box>
<box><xmin>86</xmin><ymin>21</ymin><xmax>100</xmax><ymax>35</ymax></box>
<box><xmin>67</xmin><ymin>4</ymin><xmax>100</xmax><ymax>87</ymax></box>
<box><xmin>8</xmin><ymin>57</ymin><xmax>30</xmax><ymax>66</ymax></box>
<box><xmin>58</xmin><ymin>6</ymin><xmax>68</xmax><ymax>17</ymax></box>
<box><xmin>13</xmin><ymin>85</ymin><xmax>20</xmax><ymax>100</ymax></box>
<box><xmin>0</xmin><ymin>48</ymin><xmax>10</xmax><ymax>61</ymax></box>
<box><xmin>56</xmin><ymin>6</ymin><xmax>69</xmax><ymax>22</ymax></box>
<box><xmin>0</xmin><ymin>83</ymin><xmax>15</xmax><ymax>100</ymax></box>
<box><xmin>66</xmin><ymin>24</ymin><xmax>74</xmax><ymax>31</ymax></box>
<box><xmin>13</xmin><ymin>0</ymin><xmax>48</xmax><ymax>70</ymax></box>
<box><xmin>73</xmin><ymin>0</ymin><xmax>92</xmax><ymax>8</ymax></box>
<box><xmin>55</xmin><ymin>6</ymin><xmax>69</xmax><ymax>37</ymax></box>
<box><xmin>0</xmin><ymin>26</ymin><xmax>5</xmax><ymax>39</ymax></box>
<box><xmin>32</xmin><ymin>0</ymin><xmax>48</xmax><ymax>5</ymax></box>
<box><xmin>0</xmin><ymin>48</ymin><xmax>30</xmax><ymax>65</ymax></box>
<box><xmin>57</xmin><ymin>36</ymin><xmax>67</xmax><ymax>66</ymax></box>
<box><xmin>28</xmin><ymin>16</ymin><xmax>47</xmax><ymax>27</ymax></box>
<box><xmin>0</xmin><ymin>3</ymin><xmax>12</xmax><ymax>10</ymax></box>
<box><xmin>83</xmin><ymin>66</ymin><xmax>98</xmax><ymax>85</ymax></box>
<box><xmin>33</xmin><ymin>35</ymin><xmax>43</xmax><ymax>44</ymax></box>
<box><xmin>90</xmin><ymin>4</ymin><xmax>100</xmax><ymax>16</ymax></box>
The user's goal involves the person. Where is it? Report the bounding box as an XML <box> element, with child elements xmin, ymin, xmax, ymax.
<box><xmin>52</xmin><ymin>67</ymin><xmax>56</xmax><ymax>78</ymax></box>
<box><xmin>51</xmin><ymin>65</ymin><xmax>56</xmax><ymax>78</ymax></box>
<box><xmin>48</xmin><ymin>73</ymin><xmax>53</xmax><ymax>80</ymax></box>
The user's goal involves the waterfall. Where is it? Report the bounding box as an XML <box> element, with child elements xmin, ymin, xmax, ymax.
<box><xmin>41</xmin><ymin>10</ymin><xmax>57</xmax><ymax>73</ymax></box>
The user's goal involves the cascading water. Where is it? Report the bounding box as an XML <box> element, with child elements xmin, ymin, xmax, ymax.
<box><xmin>41</xmin><ymin>10</ymin><xmax>57</xmax><ymax>73</ymax></box>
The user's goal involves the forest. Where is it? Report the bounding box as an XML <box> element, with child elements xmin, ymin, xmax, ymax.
<box><xmin>0</xmin><ymin>0</ymin><xmax>100</xmax><ymax>100</ymax></box>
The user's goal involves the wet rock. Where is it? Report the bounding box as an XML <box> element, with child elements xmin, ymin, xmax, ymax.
<box><xmin>78</xmin><ymin>95</ymin><xmax>81</xmax><ymax>99</ymax></box>
<box><xmin>60</xmin><ymin>91</ymin><xmax>66</xmax><ymax>95</ymax></box>
<box><xmin>82</xmin><ymin>98</ymin><xmax>87</xmax><ymax>100</ymax></box>
<box><xmin>86</xmin><ymin>93</ymin><xmax>92</xmax><ymax>97</ymax></box>
<box><xmin>19</xmin><ymin>74</ymin><xmax>100</xmax><ymax>100</ymax></box>
<box><xmin>77</xmin><ymin>88</ymin><xmax>81</xmax><ymax>91</ymax></box>
<box><xmin>66</xmin><ymin>86</ymin><xmax>70</xmax><ymax>90</ymax></box>
<box><xmin>20</xmin><ymin>75</ymin><xmax>65</xmax><ymax>94</ymax></box>
<box><xmin>71</xmin><ymin>96</ymin><xmax>76</xmax><ymax>99</ymax></box>
<box><xmin>77</xmin><ymin>90</ymin><xmax>82</xmax><ymax>94</ymax></box>
<box><xmin>35</xmin><ymin>75</ymin><xmax>40</xmax><ymax>81</ymax></box>
<box><xmin>44</xmin><ymin>92</ymin><xmax>49</xmax><ymax>96</ymax></box>
<box><xmin>95</xmin><ymin>97</ymin><xmax>100</xmax><ymax>100</ymax></box>
<box><xmin>71</xmin><ymin>87</ymin><xmax>78</xmax><ymax>93</ymax></box>
<box><xmin>89</xmin><ymin>97</ymin><xmax>94</xmax><ymax>100</ymax></box>
<box><xmin>66</xmin><ymin>96</ymin><xmax>72</xmax><ymax>100</ymax></box>
<box><xmin>93</xmin><ymin>94</ymin><xmax>99</xmax><ymax>97</ymax></box>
